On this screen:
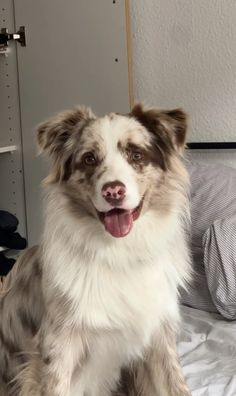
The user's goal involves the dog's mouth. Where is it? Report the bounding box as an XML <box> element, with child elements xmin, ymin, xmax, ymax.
<box><xmin>98</xmin><ymin>200</ymin><xmax>143</xmax><ymax>238</ymax></box>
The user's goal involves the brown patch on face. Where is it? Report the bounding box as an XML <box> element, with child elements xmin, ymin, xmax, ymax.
<box><xmin>129</xmin><ymin>104</ymin><xmax>188</xmax><ymax>170</ymax></box>
<box><xmin>119</xmin><ymin>141</ymin><xmax>165</xmax><ymax>172</ymax></box>
<box><xmin>74</xmin><ymin>150</ymin><xmax>102</xmax><ymax>183</ymax></box>
<box><xmin>75</xmin><ymin>162</ymin><xmax>95</xmax><ymax>182</ymax></box>
<box><xmin>59</xmin><ymin>137</ymin><xmax>104</xmax><ymax>218</ymax></box>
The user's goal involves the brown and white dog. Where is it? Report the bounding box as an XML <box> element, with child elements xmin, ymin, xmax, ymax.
<box><xmin>0</xmin><ymin>104</ymin><xmax>191</xmax><ymax>396</ymax></box>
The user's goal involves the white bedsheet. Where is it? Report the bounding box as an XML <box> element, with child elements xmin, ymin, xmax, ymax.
<box><xmin>178</xmin><ymin>306</ymin><xmax>236</xmax><ymax>396</ymax></box>
<box><xmin>72</xmin><ymin>306</ymin><xmax>235</xmax><ymax>396</ymax></box>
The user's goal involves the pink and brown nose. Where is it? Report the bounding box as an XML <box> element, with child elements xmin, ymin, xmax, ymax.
<box><xmin>102</xmin><ymin>181</ymin><xmax>126</xmax><ymax>206</ymax></box>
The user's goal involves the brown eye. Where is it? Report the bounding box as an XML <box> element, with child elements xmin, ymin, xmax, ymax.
<box><xmin>132</xmin><ymin>152</ymin><xmax>143</xmax><ymax>161</ymax></box>
<box><xmin>83</xmin><ymin>152</ymin><xmax>97</xmax><ymax>166</ymax></box>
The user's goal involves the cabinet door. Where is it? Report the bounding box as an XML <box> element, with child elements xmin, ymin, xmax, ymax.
<box><xmin>14</xmin><ymin>0</ymin><xmax>132</xmax><ymax>244</ymax></box>
<box><xmin>0</xmin><ymin>0</ymin><xmax>26</xmax><ymax>238</ymax></box>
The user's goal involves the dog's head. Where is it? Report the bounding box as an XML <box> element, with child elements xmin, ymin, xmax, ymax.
<box><xmin>37</xmin><ymin>104</ymin><xmax>188</xmax><ymax>238</ymax></box>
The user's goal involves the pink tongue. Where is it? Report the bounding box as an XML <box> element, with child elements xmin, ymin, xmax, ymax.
<box><xmin>103</xmin><ymin>210</ymin><xmax>133</xmax><ymax>238</ymax></box>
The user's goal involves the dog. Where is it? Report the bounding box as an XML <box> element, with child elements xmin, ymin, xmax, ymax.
<box><xmin>0</xmin><ymin>104</ymin><xmax>191</xmax><ymax>396</ymax></box>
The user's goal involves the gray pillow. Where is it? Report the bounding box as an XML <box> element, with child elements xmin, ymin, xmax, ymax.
<box><xmin>203</xmin><ymin>216</ymin><xmax>236</xmax><ymax>320</ymax></box>
<box><xmin>180</xmin><ymin>160</ymin><xmax>236</xmax><ymax>313</ymax></box>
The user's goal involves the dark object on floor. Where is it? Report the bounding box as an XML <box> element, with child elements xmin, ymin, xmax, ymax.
<box><xmin>0</xmin><ymin>210</ymin><xmax>27</xmax><ymax>276</ymax></box>
<box><xmin>0</xmin><ymin>253</ymin><xmax>15</xmax><ymax>277</ymax></box>
<box><xmin>0</xmin><ymin>229</ymin><xmax>27</xmax><ymax>250</ymax></box>
<box><xmin>0</xmin><ymin>210</ymin><xmax>18</xmax><ymax>232</ymax></box>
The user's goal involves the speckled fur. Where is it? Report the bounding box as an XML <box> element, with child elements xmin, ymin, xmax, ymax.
<box><xmin>0</xmin><ymin>104</ymin><xmax>191</xmax><ymax>396</ymax></box>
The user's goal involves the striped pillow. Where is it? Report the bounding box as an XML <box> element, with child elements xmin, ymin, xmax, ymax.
<box><xmin>180</xmin><ymin>160</ymin><xmax>236</xmax><ymax>313</ymax></box>
<box><xmin>203</xmin><ymin>216</ymin><xmax>236</xmax><ymax>320</ymax></box>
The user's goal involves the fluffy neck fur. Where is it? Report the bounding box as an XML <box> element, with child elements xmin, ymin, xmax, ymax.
<box><xmin>41</xmin><ymin>182</ymin><xmax>191</xmax><ymax>329</ymax></box>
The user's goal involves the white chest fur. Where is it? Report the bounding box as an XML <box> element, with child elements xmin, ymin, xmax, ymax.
<box><xmin>65</xmin><ymin>251</ymin><xmax>179</xmax><ymax>396</ymax></box>
<box><xmin>43</xmin><ymin>210</ymin><xmax>186</xmax><ymax>333</ymax></box>
<box><xmin>43</xmin><ymin>209</ymin><xmax>189</xmax><ymax>396</ymax></box>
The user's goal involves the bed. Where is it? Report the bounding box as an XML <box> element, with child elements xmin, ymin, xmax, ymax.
<box><xmin>178</xmin><ymin>160</ymin><xmax>236</xmax><ymax>396</ymax></box>
<box><xmin>178</xmin><ymin>306</ymin><xmax>236</xmax><ymax>396</ymax></box>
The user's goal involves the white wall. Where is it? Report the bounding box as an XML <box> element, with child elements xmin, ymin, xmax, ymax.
<box><xmin>130</xmin><ymin>0</ymin><xmax>236</xmax><ymax>167</ymax></box>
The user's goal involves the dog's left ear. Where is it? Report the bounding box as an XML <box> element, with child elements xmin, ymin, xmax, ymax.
<box><xmin>131</xmin><ymin>104</ymin><xmax>187</xmax><ymax>154</ymax></box>
<box><xmin>37</xmin><ymin>106</ymin><xmax>96</xmax><ymax>156</ymax></box>
<box><xmin>162</xmin><ymin>109</ymin><xmax>188</xmax><ymax>153</ymax></box>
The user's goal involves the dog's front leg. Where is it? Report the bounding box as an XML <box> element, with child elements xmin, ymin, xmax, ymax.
<box><xmin>20</xmin><ymin>320</ymin><xmax>86</xmax><ymax>396</ymax></box>
<box><xmin>135</xmin><ymin>322</ymin><xmax>191</xmax><ymax>396</ymax></box>
<box><xmin>40</xmin><ymin>333</ymin><xmax>73</xmax><ymax>396</ymax></box>
<box><xmin>40</xmin><ymin>320</ymin><xmax>87</xmax><ymax>396</ymax></box>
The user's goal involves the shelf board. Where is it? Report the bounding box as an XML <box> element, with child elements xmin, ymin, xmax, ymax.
<box><xmin>0</xmin><ymin>145</ymin><xmax>17</xmax><ymax>154</ymax></box>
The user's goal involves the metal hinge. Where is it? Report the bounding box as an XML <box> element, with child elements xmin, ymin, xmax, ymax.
<box><xmin>0</xmin><ymin>26</ymin><xmax>26</xmax><ymax>49</ymax></box>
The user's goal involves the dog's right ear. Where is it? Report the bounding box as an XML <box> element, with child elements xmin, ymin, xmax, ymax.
<box><xmin>37</xmin><ymin>106</ymin><xmax>96</xmax><ymax>157</ymax></box>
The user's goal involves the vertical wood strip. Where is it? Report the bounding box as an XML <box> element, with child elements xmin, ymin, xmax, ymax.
<box><xmin>125</xmin><ymin>0</ymin><xmax>134</xmax><ymax>109</ymax></box>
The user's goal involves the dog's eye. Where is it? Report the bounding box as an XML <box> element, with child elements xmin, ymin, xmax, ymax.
<box><xmin>132</xmin><ymin>152</ymin><xmax>143</xmax><ymax>161</ymax></box>
<box><xmin>83</xmin><ymin>152</ymin><xmax>97</xmax><ymax>166</ymax></box>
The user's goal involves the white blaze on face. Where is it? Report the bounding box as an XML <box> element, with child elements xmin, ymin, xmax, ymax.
<box><xmin>93</xmin><ymin>115</ymin><xmax>141</xmax><ymax>213</ymax></box>
<box><xmin>90</xmin><ymin>115</ymin><xmax>145</xmax><ymax>238</ymax></box>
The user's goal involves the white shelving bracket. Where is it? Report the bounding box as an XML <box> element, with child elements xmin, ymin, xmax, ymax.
<box><xmin>0</xmin><ymin>145</ymin><xmax>17</xmax><ymax>154</ymax></box>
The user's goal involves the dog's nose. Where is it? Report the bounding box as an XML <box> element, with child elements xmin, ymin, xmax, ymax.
<box><xmin>102</xmin><ymin>181</ymin><xmax>126</xmax><ymax>206</ymax></box>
